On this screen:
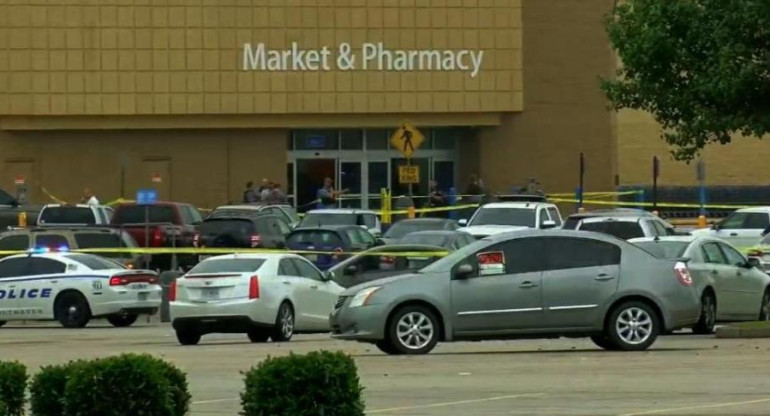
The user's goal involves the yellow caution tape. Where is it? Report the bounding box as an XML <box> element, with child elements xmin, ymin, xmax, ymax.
<box><xmin>549</xmin><ymin>197</ymin><xmax>752</xmax><ymax>210</ymax></box>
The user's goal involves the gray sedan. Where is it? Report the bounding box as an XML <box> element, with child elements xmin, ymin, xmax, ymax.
<box><xmin>631</xmin><ymin>236</ymin><xmax>770</xmax><ymax>334</ymax></box>
<box><xmin>330</xmin><ymin>229</ymin><xmax>701</xmax><ymax>355</ymax></box>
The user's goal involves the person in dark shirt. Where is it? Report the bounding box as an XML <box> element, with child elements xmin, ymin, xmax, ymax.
<box><xmin>427</xmin><ymin>179</ymin><xmax>447</xmax><ymax>218</ymax></box>
<box><xmin>242</xmin><ymin>181</ymin><xmax>258</xmax><ymax>203</ymax></box>
<box><xmin>465</xmin><ymin>174</ymin><xmax>483</xmax><ymax>196</ymax></box>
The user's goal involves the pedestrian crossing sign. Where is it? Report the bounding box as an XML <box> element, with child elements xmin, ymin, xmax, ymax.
<box><xmin>390</xmin><ymin>122</ymin><xmax>425</xmax><ymax>159</ymax></box>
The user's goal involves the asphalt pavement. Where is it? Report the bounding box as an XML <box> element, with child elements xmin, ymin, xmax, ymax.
<box><xmin>2</xmin><ymin>321</ymin><xmax>770</xmax><ymax>416</ymax></box>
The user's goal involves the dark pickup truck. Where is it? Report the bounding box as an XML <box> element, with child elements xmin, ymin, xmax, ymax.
<box><xmin>110</xmin><ymin>202</ymin><xmax>202</xmax><ymax>270</ymax></box>
<box><xmin>0</xmin><ymin>188</ymin><xmax>43</xmax><ymax>229</ymax></box>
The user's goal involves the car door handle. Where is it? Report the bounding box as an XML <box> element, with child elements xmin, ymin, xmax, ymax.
<box><xmin>309</xmin><ymin>285</ymin><xmax>318</xmax><ymax>289</ymax></box>
<box><xmin>711</xmin><ymin>270</ymin><xmax>718</xmax><ymax>275</ymax></box>
<box><xmin>594</xmin><ymin>274</ymin><xmax>615</xmax><ymax>281</ymax></box>
<box><xmin>282</xmin><ymin>281</ymin><xmax>291</xmax><ymax>285</ymax></box>
<box><xmin>519</xmin><ymin>281</ymin><xmax>538</xmax><ymax>289</ymax></box>
<box><xmin>730</xmin><ymin>232</ymin><xmax>738</xmax><ymax>236</ymax></box>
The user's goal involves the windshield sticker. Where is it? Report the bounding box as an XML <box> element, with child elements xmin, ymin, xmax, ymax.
<box><xmin>477</xmin><ymin>251</ymin><xmax>505</xmax><ymax>275</ymax></box>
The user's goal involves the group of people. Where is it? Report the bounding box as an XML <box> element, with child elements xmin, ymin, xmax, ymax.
<box><xmin>242</xmin><ymin>178</ymin><xmax>287</xmax><ymax>204</ymax></box>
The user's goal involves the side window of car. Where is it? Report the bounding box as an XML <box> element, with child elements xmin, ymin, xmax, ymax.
<box><xmin>538</xmin><ymin>208</ymin><xmax>548</xmax><ymax>227</ymax></box>
<box><xmin>356</xmin><ymin>228</ymin><xmax>375</xmax><ymax>245</ymax></box>
<box><xmin>278</xmin><ymin>259</ymin><xmax>300</xmax><ymax>276</ymax></box>
<box><xmin>649</xmin><ymin>220</ymin><xmax>668</xmax><ymax>237</ymax></box>
<box><xmin>543</xmin><ymin>237</ymin><xmax>621</xmax><ymax>270</ymax></box>
<box><xmin>720</xmin><ymin>244</ymin><xmax>747</xmax><ymax>267</ymax></box>
<box><xmin>744</xmin><ymin>213</ymin><xmax>770</xmax><ymax>229</ymax></box>
<box><xmin>275</xmin><ymin>218</ymin><xmax>291</xmax><ymax>235</ymax></box>
<box><xmin>292</xmin><ymin>258</ymin><xmax>324</xmax><ymax>281</ymax></box>
<box><xmin>701</xmin><ymin>243</ymin><xmax>727</xmax><ymax>264</ymax></box>
<box><xmin>0</xmin><ymin>235</ymin><xmax>30</xmax><ymax>251</ymax></box>
<box><xmin>28</xmin><ymin>258</ymin><xmax>66</xmax><ymax>275</ymax></box>
<box><xmin>547</xmin><ymin>208</ymin><xmax>562</xmax><ymax>226</ymax></box>
<box><xmin>0</xmin><ymin>258</ymin><xmax>31</xmax><ymax>278</ymax></box>
<box><xmin>720</xmin><ymin>213</ymin><xmax>746</xmax><ymax>229</ymax></box>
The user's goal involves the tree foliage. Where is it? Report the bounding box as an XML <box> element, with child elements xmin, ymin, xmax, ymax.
<box><xmin>602</xmin><ymin>0</ymin><xmax>770</xmax><ymax>161</ymax></box>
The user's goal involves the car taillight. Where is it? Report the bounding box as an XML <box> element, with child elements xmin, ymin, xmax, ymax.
<box><xmin>380</xmin><ymin>256</ymin><xmax>395</xmax><ymax>264</ymax></box>
<box><xmin>109</xmin><ymin>274</ymin><xmax>158</xmax><ymax>286</ymax></box>
<box><xmin>152</xmin><ymin>228</ymin><xmax>164</xmax><ymax>246</ymax></box>
<box><xmin>332</xmin><ymin>247</ymin><xmax>344</xmax><ymax>260</ymax></box>
<box><xmin>192</xmin><ymin>233</ymin><xmax>200</xmax><ymax>248</ymax></box>
<box><xmin>250</xmin><ymin>234</ymin><xmax>262</xmax><ymax>248</ymax></box>
<box><xmin>674</xmin><ymin>262</ymin><xmax>693</xmax><ymax>286</ymax></box>
<box><xmin>249</xmin><ymin>275</ymin><xmax>260</xmax><ymax>299</ymax></box>
<box><xmin>169</xmin><ymin>280</ymin><xmax>177</xmax><ymax>302</ymax></box>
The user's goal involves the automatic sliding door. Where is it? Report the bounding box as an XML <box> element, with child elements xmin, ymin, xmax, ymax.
<box><xmin>338</xmin><ymin>161</ymin><xmax>362</xmax><ymax>208</ymax></box>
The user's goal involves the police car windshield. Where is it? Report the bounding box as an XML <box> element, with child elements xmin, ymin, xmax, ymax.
<box><xmin>189</xmin><ymin>259</ymin><xmax>266</xmax><ymax>274</ymax></box>
<box><xmin>469</xmin><ymin>208</ymin><xmax>536</xmax><ymax>227</ymax></box>
<box><xmin>63</xmin><ymin>254</ymin><xmax>125</xmax><ymax>270</ymax></box>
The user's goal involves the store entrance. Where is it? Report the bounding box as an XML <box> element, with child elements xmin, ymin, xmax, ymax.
<box><xmin>295</xmin><ymin>159</ymin><xmax>335</xmax><ymax>211</ymax></box>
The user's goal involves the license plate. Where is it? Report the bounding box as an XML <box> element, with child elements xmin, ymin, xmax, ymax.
<box><xmin>202</xmin><ymin>288</ymin><xmax>220</xmax><ymax>300</ymax></box>
<box><xmin>131</xmin><ymin>283</ymin><xmax>149</xmax><ymax>290</ymax></box>
<box><xmin>137</xmin><ymin>292</ymin><xmax>148</xmax><ymax>301</ymax></box>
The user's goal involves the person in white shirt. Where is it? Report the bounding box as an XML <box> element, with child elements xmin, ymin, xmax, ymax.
<box><xmin>82</xmin><ymin>188</ymin><xmax>100</xmax><ymax>206</ymax></box>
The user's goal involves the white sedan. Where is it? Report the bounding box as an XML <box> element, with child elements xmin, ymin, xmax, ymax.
<box><xmin>0</xmin><ymin>251</ymin><xmax>161</xmax><ymax>328</ymax></box>
<box><xmin>170</xmin><ymin>253</ymin><xmax>344</xmax><ymax>345</ymax></box>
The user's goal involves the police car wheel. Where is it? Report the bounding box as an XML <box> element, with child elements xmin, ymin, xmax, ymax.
<box><xmin>55</xmin><ymin>292</ymin><xmax>91</xmax><ymax>329</ymax></box>
<box><xmin>175</xmin><ymin>330</ymin><xmax>201</xmax><ymax>346</ymax></box>
<box><xmin>106</xmin><ymin>314</ymin><xmax>138</xmax><ymax>328</ymax></box>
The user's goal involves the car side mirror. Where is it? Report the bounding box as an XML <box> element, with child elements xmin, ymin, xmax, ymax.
<box><xmin>344</xmin><ymin>265</ymin><xmax>358</xmax><ymax>276</ymax></box>
<box><xmin>454</xmin><ymin>263</ymin><xmax>474</xmax><ymax>279</ymax></box>
<box><xmin>747</xmin><ymin>258</ymin><xmax>761</xmax><ymax>269</ymax></box>
<box><xmin>710</xmin><ymin>222</ymin><xmax>719</xmax><ymax>230</ymax></box>
<box><xmin>541</xmin><ymin>220</ymin><xmax>557</xmax><ymax>229</ymax></box>
<box><xmin>458</xmin><ymin>219</ymin><xmax>468</xmax><ymax>226</ymax></box>
<box><xmin>375</xmin><ymin>238</ymin><xmax>385</xmax><ymax>246</ymax></box>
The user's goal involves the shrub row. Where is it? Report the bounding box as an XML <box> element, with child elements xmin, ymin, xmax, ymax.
<box><xmin>1</xmin><ymin>350</ymin><xmax>363</xmax><ymax>416</ymax></box>
<box><xmin>0</xmin><ymin>354</ymin><xmax>189</xmax><ymax>416</ymax></box>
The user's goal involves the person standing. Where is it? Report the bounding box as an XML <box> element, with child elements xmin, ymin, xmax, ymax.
<box><xmin>82</xmin><ymin>188</ymin><xmax>99</xmax><ymax>206</ymax></box>
<box><xmin>427</xmin><ymin>179</ymin><xmax>447</xmax><ymax>218</ymax></box>
<box><xmin>260</xmin><ymin>181</ymin><xmax>273</xmax><ymax>201</ymax></box>
<box><xmin>242</xmin><ymin>181</ymin><xmax>258</xmax><ymax>203</ymax></box>
<box><xmin>465</xmin><ymin>174</ymin><xmax>483</xmax><ymax>197</ymax></box>
<box><xmin>270</xmin><ymin>182</ymin><xmax>287</xmax><ymax>204</ymax></box>
<box><xmin>316</xmin><ymin>177</ymin><xmax>340</xmax><ymax>209</ymax></box>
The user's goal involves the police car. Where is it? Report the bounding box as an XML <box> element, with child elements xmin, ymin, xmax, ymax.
<box><xmin>0</xmin><ymin>250</ymin><xmax>161</xmax><ymax>328</ymax></box>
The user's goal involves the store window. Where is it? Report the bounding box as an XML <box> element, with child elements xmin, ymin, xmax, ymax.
<box><xmin>340</xmin><ymin>129</ymin><xmax>364</xmax><ymax>150</ymax></box>
<box><xmin>432</xmin><ymin>127</ymin><xmax>460</xmax><ymax>150</ymax></box>
<box><xmin>365</xmin><ymin>129</ymin><xmax>390</xmax><ymax>150</ymax></box>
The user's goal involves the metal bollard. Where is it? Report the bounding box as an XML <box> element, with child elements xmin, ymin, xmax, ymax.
<box><xmin>159</xmin><ymin>270</ymin><xmax>183</xmax><ymax>323</ymax></box>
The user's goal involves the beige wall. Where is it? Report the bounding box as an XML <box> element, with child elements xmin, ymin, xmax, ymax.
<box><xmin>0</xmin><ymin>0</ymin><xmax>522</xmax><ymax>117</ymax></box>
<box><xmin>617</xmin><ymin>110</ymin><xmax>770</xmax><ymax>186</ymax></box>
<box><xmin>478</xmin><ymin>0</ymin><xmax>617</xmax><ymax>195</ymax></box>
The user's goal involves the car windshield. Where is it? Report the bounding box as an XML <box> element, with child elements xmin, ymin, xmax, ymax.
<box><xmin>64</xmin><ymin>253</ymin><xmax>125</xmax><ymax>270</ymax></box>
<box><xmin>286</xmin><ymin>230</ymin><xmax>344</xmax><ymax>247</ymax></box>
<box><xmin>580</xmin><ymin>221</ymin><xmax>644</xmax><ymax>240</ymax></box>
<box><xmin>200</xmin><ymin>219</ymin><xmax>256</xmax><ymax>236</ymax></box>
<box><xmin>39</xmin><ymin>207</ymin><xmax>96</xmax><ymax>224</ymax></box>
<box><xmin>398</xmin><ymin>233</ymin><xmax>450</xmax><ymax>247</ymax></box>
<box><xmin>633</xmin><ymin>241</ymin><xmax>689</xmax><ymax>258</ymax></box>
<box><xmin>384</xmin><ymin>221</ymin><xmax>449</xmax><ymax>239</ymax></box>
<box><xmin>419</xmin><ymin>239</ymin><xmax>487</xmax><ymax>273</ymax></box>
<box><xmin>74</xmin><ymin>232</ymin><xmax>133</xmax><ymax>258</ymax></box>
<box><xmin>562</xmin><ymin>217</ymin><xmax>584</xmax><ymax>230</ymax></box>
<box><xmin>112</xmin><ymin>205</ymin><xmax>176</xmax><ymax>224</ymax></box>
<box><xmin>188</xmin><ymin>258</ymin><xmax>266</xmax><ymax>274</ymax></box>
<box><xmin>468</xmin><ymin>208</ymin><xmax>536</xmax><ymax>227</ymax></box>
<box><xmin>300</xmin><ymin>213</ymin><xmax>358</xmax><ymax>227</ymax></box>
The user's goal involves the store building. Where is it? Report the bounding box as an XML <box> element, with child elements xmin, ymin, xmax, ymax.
<box><xmin>1</xmin><ymin>0</ymin><xmax>762</xmax><ymax>210</ymax></box>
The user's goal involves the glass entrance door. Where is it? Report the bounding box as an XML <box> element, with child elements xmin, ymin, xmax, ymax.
<box><xmin>295</xmin><ymin>159</ymin><xmax>335</xmax><ymax>212</ymax></box>
<box><xmin>338</xmin><ymin>161</ymin><xmax>362</xmax><ymax>208</ymax></box>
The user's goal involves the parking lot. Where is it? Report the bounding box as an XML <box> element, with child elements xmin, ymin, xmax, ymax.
<box><xmin>2</xmin><ymin>321</ymin><xmax>769</xmax><ymax>416</ymax></box>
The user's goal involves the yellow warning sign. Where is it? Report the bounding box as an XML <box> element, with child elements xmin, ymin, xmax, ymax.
<box><xmin>398</xmin><ymin>165</ymin><xmax>420</xmax><ymax>184</ymax></box>
<box><xmin>390</xmin><ymin>122</ymin><xmax>425</xmax><ymax>159</ymax></box>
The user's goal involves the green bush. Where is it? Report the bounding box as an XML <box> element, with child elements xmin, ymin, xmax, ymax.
<box><xmin>241</xmin><ymin>351</ymin><xmax>365</xmax><ymax>416</ymax></box>
<box><xmin>146</xmin><ymin>357</ymin><xmax>191</xmax><ymax>416</ymax></box>
<box><xmin>63</xmin><ymin>354</ymin><xmax>174</xmax><ymax>416</ymax></box>
<box><xmin>0</xmin><ymin>361</ymin><xmax>27</xmax><ymax>416</ymax></box>
<box><xmin>29</xmin><ymin>360</ymin><xmax>85</xmax><ymax>416</ymax></box>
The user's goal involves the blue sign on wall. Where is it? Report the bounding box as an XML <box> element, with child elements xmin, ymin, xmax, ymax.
<box><xmin>136</xmin><ymin>189</ymin><xmax>158</xmax><ymax>205</ymax></box>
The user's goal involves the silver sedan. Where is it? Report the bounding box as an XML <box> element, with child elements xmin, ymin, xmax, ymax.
<box><xmin>330</xmin><ymin>229</ymin><xmax>701</xmax><ymax>355</ymax></box>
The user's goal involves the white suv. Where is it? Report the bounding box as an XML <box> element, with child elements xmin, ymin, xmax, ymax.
<box><xmin>37</xmin><ymin>204</ymin><xmax>113</xmax><ymax>226</ymax></box>
<box><xmin>459</xmin><ymin>202</ymin><xmax>563</xmax><ymax>239</ymax></box>
<box><xmin>170</xmin><ymin>253</ymin><xmax>344</xmax><ymax>345</ymax></box>
<box><xmin>691</xmin><ymin>207</ymin><xmax>770</xmax><ymax>248</ymax></box>
<box><xmin>576</xmin><ymin>216</ymin><xmax>677</xmax><ymax>240</ymax></box>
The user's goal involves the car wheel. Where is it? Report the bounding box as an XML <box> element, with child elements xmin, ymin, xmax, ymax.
<box><xmin>175</xmin><ymin>329</ymin><xmax>201</xmax><ymax>346</ymax></box>
<box><xmin>606</xmin><ymin>301</ymin><xmax>660</xmax><ymax>351</ymax></box>
<box><xmin>106</xmin><ymin>314</ymin><xmax>139</xmax><ymax>328</ymax></box>
<box><xmin>692</xmin><ymin>293</ymin><xmax>717</xmax><ymax>334</ymax></box>
<box><xmin>270</xmin><ymin>302</ymin><xmax>294</xmax><ymax>342</ymax></box>
<box><xmin>759</xmin><ymin>290</ymin><xmax>770</xmax><ymax>321</ymax></box>
<box><xmin>55</xmin><ymin>292</ymin><xmax>91</xmax><ymax>329</ymax></box>
<box><xmin>387</xmin><ymin>305</ymin><xmax>440</xmax><ymax>355</ymax></box>
<box><xmin>375</xmin><ymin>340</ymin><xmax>402</xmax><ymax>355</ymax></box>
<box><xmin>247</xmin><ymin>330</ymin><xmax>269</xmax><ymax>343</ymax></box>
<box><xmin>0</xmin><ymin>321</ymin><xmax>5</xmax><ymax>328</ymax></box>
<box><xmin>590</xmin><ymin>335</ymin><xmax>619</xmax><ymax>351</ymax></box>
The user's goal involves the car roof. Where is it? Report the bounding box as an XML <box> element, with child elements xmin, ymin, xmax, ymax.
<box><xmin>628</xmin><ymin>236</ymin><xmax>706</xmax><ymax>244</ymax></box>
<box><xmin>483</xmin><ymin>228</ymin><xmax>624</xmax><ymax>244</ymax></box>
<box><xmin>306</xmin><ymin>209</ymin><xmax>377</xmax><ymax>215</ymax></box>
<box><xmin>197</xmin><ymin>253</ymin><xmax>301</xmax><ymax>261</ymax></box>
<box><xmin>568</xmin><ymin>209</ymin><xmax>654</xmax><ymax>218</ymax></box>
<box><xmin>42</xmin><ymin>204</ymin><xmax>98</xmax><ymax>209</ymax></box>
<box><xmin>2</xmin><ymin>226</ymin><xmax>122</xmax><ymax>234</ymax></box>
<box><xmin>394</xmin><ymin>218</ymin><xmax>454</xmax><ymax>224</ymax></box>
<box><xmin>479</xmin><ymin>202</ymin><xmax>553</xmax><ymax>209</ymax></box>
<box><xmin>580</xmin><ymin>216</ymin><xmax>645</xmax><ymax>223</ymax></box>
<box><xmin>2</xmin><ymin>252</ymin><xmax>84</xmax><ymax>262</ymax></box>
<box><xmin>401</xmin><ymin>230</ymin><xmax>462</xmax><ymax>237</ymax></box>
<box><xmin>736</xmin><ymin>207</ymin><xmax>770</xmax><ymax>213</ymax></box>
<box><xmin>291</xmin><ymin>225</ymin><xmax>361</xmax><ymax>232</ymax></box>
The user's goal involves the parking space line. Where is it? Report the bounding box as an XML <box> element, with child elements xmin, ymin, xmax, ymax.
<box><xmin>620</xmin><ymin>397</ymin><xmax>770</xmax><ymax>416</ymax></box>
<box><xmin>366</xmin><ymin>393</ymin><xmax>545</xmax><ymax>414</ymax></box>
<box><xmin>192</xmin><ymin>398</ymin><xmax>239</xmax><ymax>405</ymax></box>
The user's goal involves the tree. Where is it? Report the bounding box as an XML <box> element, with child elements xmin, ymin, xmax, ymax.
<box><xmin>601</xmin><ymin>0</ymin><xmax>770</xmax><ymax>161</ymax></box>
